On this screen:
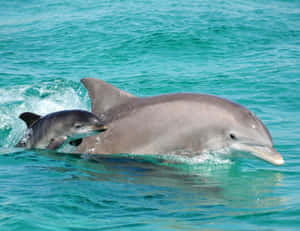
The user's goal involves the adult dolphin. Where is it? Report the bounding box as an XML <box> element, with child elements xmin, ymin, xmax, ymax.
<box><xmin>17</xmin><ymin>110</ymin><xmax>107</xmax><ymax>151</ymax></box>
<box><xmin>77</xmin><ymin>78</ymin><xmax>284</xmax><ymax>166</ymax></box>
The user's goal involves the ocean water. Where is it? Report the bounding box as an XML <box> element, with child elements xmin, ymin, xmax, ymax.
<box><xmin>0</xmin><ymin>0</ymin><xmax>300</xmax><ymax>230</ymax></box>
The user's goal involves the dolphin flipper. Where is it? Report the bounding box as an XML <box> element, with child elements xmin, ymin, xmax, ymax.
<box><xmin>81</xmin><ymin>78</ymin><xmax>137</xmax><ymax>116</ymax></box>
<box><xmin>47</xmin><ymin>136</ymin><xmax>67</xmax><ymax>150</ymax></box>
<box><xmin>69</xmin><ymin>138</ymin><xmax>83</xmax><ymax>146</ymax></box>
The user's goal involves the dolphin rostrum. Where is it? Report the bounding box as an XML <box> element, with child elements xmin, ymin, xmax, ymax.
<box><xmin>16</xmin><ymin>110</ymin><xmax>107</xmax><ymax>151</ymax></box>
<box><xmin>77</xmin><ymin>78</ymin><xmax>284</xmax><ymax>166</ymax></box>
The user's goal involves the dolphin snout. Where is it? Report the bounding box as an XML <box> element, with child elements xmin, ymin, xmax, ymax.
<box><xmin>248</xmin><ymin>146</ymin><xmax>284</xmax><ymax>166</ymax></box>
<box><xmin>231</xmin><ymin>142</ymin><xmax>284</xmax><ymax>166</ymax></box>
<box><xmin>236</xmin><ymin>144</ymin><xmax>284</xmax><ymax>166</ymax></box>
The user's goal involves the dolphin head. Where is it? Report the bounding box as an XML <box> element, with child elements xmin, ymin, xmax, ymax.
<box><xmin>220</xmin><ymin>105</ymin><xmax>284</xmax><ymax>166</ymax></box>
<box><xmin>63</xmin><ymin>110</ymin><xmax>107</xmax><ymax>139</ymax></box>
<box><xmin>45</xmin><ymin>110</ymin><xmax>107</xmax><ymax>148</ymax></box>
<box><xmin>195</xmin><ymin>96</ymin><xmax>284</xmax><ymax>166</ymax></box>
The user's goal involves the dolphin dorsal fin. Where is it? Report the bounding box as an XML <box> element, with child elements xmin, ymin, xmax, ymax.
<box><xmin>19</xmin><ymin>112</ymin><xmax>41</xmax><ymax>128</ymax></box>
<box><xmin>81</xmin><ymin>78</ymin><xmax>137</xmax><ymax>116</ymax></box>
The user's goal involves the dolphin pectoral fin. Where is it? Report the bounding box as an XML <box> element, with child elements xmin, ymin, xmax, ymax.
<box><xmin>69</xmin><ymin>138</ymin><xmax>83</xmax><ymax>147</ymax></box>
<box><xmin>81</xmin><ymin>78</ymin><xmax>137</xmax><ymax>116</ymax></box>
<box><xmin>47</xmin><ymin>136</ymin><xmax>67</xmax><ymax>150</ymax></box>
<box><xmin>19</xmin><ymin>112</ymin><xmax>41</xmax><ymax>128</ymax></box>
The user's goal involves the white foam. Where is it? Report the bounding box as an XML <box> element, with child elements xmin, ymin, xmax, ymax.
<box><xmin>162</xmin><ymin>148</ymin><xmax>233</xmax><ymax>165</ymax></box>
<box><xmin>151</xmin><ymin>149</ymin><xmax>234</xmax><ymax>177</ymax></box>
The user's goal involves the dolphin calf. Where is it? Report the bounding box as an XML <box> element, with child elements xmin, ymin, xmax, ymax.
<box><xmin>77</xmin><ymin>78</ymin><xmax>284</xmax><ymax>166</ymax></box>
<box><xmin>16</xmin><ymin>110</ymin><xmax>107</xmax><ymax>151</ymax></box>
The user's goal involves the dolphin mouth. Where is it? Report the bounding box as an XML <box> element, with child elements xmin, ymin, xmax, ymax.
<box><xmin>91</xmin><ymin>124</ymin><xmax>108</xmax><ymax>132</ymax></box>
<box><xmin>234</xmin><ymin>143</ymin><xmax>284</xmax><ymax>166</ymax></box>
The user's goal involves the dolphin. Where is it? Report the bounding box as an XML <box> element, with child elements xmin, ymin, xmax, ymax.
<box><xmin>16</xmin><ymin>110</ymin><xmax>107</xmax><ymax>151</ymax></box>
<box><xmin>77</xmin><ymin>78</ymin><xmax>284</xmax><ymax>166</ymax></box>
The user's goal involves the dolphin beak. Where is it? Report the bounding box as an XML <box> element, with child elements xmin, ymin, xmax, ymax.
<box><xmin>243</xmin><ymin>145</ymin><xmax>285</xmax><ymax>166</ymax></box>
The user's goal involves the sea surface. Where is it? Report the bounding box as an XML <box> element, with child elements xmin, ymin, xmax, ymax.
<box><xmin>0</xmin><ymin>0</ymin><xmax>300</xmax><ymax>230</ymax></box>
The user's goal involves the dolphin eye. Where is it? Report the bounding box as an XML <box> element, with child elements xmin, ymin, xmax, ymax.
<box><xmin>74</xmin><ymin>123</ymin><xmax>82</xmax><ymax>129</ymax></box>
<box><xmin>230</xmin><ymin>133</ymin><xmax>237</xmax><ymax>140</ymax></box>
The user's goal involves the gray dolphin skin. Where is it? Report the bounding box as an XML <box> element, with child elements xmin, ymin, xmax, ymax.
<box><xmin>77</xmin><ymin>78</ymin><xmax>284</xmax><ymax>166</ymax></box>
<box><xmin>16</xmin><ymin>110</ymin><xmax>107</xmax><ymax>150</ymax></box>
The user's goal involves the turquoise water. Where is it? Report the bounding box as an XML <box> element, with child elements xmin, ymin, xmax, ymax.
<box><xmin>1</xmin><ymin>0</ymin><xmax>300</xmax><ymax>230</ymax></box>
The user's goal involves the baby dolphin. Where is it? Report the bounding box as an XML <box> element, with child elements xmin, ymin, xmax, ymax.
<box><xmin>76</xmin><ymin>78</ymin><xmax>284</xmax><ymax>166</ymax></box>
<box><xmin>16</xmin><ymin>110</ymin><xmax>107</xmax><ymax>150</ymax></box>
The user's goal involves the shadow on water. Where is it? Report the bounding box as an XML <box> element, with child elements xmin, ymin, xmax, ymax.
<box><xmin>37</xmin><ymin>150</ymin><xmax>222</xmax><ymax>192</ymax></box>
<box><xmin>0</xmin><ymin>147</ymin><xmax>286</xmax><ymax>229</ymax></box>
<box><xmin>34</xmin><ymin>149</ymin><xmax>285</xmax><ymax>210</ymax></box>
